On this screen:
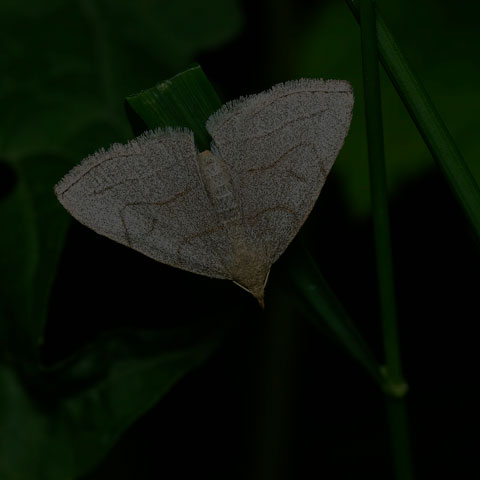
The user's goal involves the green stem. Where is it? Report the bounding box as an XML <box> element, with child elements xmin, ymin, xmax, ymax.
<box><xmin>345</xmin><ymin>0</ymin><xmax>480</xmax><ymax>239</ymax></box>
<box><xmin>253</xmin><ymin>288</ymin><xmax>297</xmax><ymax>480</ymax></box>
<box><xmin>386</xmin><ymin>399</ymin><xmax>415</xmax><ymax>480</ymax></box>
<box><xmin>360</xmin><ymin>2</ymin><xmax>414</xmax><ymax>479</ymax></box>
<box><xmin>360</xmin><ymin>0</ymin><xmax>405</xmax><ymax>391</ymax></box>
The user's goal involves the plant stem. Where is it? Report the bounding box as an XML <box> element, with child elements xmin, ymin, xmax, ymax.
<box><xmin>253</xmin><ymin>280</ymin><xmax>298</xmax><ymax>480</ymax></box>
<box><xmin>360</xmin><ymin>0</ymin><xmax>405</xmax><ymax>392</ymax></box>
<box><xmin>360</xmin><ymin>1</ymin><xmax>414</xmax><ymax>479</ymax></box>
<box><xmin>386</xmin><ymin>398</ymin><xmax>415</xmax><ymax>480</ymax></box>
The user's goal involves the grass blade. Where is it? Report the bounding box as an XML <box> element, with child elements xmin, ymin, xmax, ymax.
<box><xmin>126</xmin><ymin>63</ymin><xmax>222</xmax><ymax>150</ymax></box>
<box><xmin>345</xmin><ymin>0</ymin><xmax>480</xmax><ymax>238</ymax></box>
<box><xmin>286</xmin><ymin>244</ymin><xmax>384</xmax><ymax>388</ymax></box>
<box><xmin>360</xmin><ymin>2</ymin><xmax>414</xmax><ymax>479</ymax></box>
<box><xmin>360</xmin><ymin>0</ymin><xmax>406</xmax><ymax>392</ymax></box>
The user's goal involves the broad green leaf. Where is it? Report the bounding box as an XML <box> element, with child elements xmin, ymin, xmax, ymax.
<box><xmin>0</xmin><ymin>168</ymin><xmax>38</xmax><ymax>357</ymax></box>
<box><xmin>0</xmin><ymin>325</ymin><xmax>225</xmax><ymax>479</ymax></box>
<box><xmin>0</xmin><ymin>0</ymin><xmax>243</xmax><ymax>351</ymax></box>
<box><xmin>0</xmin><ymin>0</ymin><xmax>243</xmax><ymax>157</ymax></box>
<box><xmin>0</xmin><ymin>3</ymin><xmax>244</xmax><ymax>476</ymax></box>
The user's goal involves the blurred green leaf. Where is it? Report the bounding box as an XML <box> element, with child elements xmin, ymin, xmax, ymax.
<box><xmin>0</xmin><ymin>2</ymin><xmax>244</xmax><ymax>477</ymax></box>
<box><xmin>0</xmin><ymin>0</ymin><xmax>243</xmax><ymax>157</ymax></box>
<box><xmin>0</xmin><ymin>173</ymin><xmax>37</xmax><ymax>357</ymax></box>
<box><xmin>0</xmin><ymin>325</ymin><xmax>225</xmax><ymax>479</ymax></box>
<box><xmin>0</xmin><ymin>0</ymin><xmax>243</xmax><ymax>352</ymax></box>
<box><xmin>0</xmin><ymin>155</ymin><xmax>75</xmax><ymax>359</ymax></box>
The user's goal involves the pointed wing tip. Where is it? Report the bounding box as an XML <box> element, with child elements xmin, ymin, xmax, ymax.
<box><xmin>257</xmin><ymin>295</ymin><xmax>265</xmax><ymax>310</ymax></box>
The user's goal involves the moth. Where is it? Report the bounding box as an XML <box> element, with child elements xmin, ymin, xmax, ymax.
<box><xmin>55</xmin><ymin>79</ymin><xmax>354</xmax><ymax>307</ymax></box>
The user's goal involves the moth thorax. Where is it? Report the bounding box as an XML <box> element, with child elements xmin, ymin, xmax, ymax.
<box><xmin>198</xmin><ymin>150</ymin><xmax>242</xmax><ymax>226</ymax></box>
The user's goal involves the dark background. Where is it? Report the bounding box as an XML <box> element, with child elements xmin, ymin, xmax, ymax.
<box><xmin>1</xmin><ymin>0</ymin><xmax>479</xmax><ymax>478</ymax></box>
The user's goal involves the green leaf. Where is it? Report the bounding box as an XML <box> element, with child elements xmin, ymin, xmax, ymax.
<box><xmin>0</xmin><ymin>0</ymin><xmax>243</xmax><ymax>157</ymax></box>
<box><xmin>0</xmin><ymin>151</ymin><xmax>100</xmax><ymax>358</ymax></box>
<box><xmin>127</xmin><ymin>64</ymin><xmax>222</xmax><ymax>150</ymax></box>
<box><xmin>0</xmin><ymin>2</ymin><xmax>244</xmax><ymax>475</ymax></box>
<box><xmin>0</xmin><ymin>0</ymin><xmax>243</xmax><ymax>353</ymax></box>
<box><xmin>0</xmin><ymin>325</ymin><xmax>225</xmax><ymax>479</ymax></box>
<box><xmin>20</xmin><ymin>154</ymin><xmax>75</xmax><ymax>347</ymax></box>
<box><xmin>0</xmin><ymin>171</ymin><xmax>38</xmax><ymax>357</ymax></box>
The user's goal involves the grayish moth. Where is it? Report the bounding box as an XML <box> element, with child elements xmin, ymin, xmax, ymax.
<box><xmin>55</xmin><ymin>79</ymin><xmax>354</xmax><ymax>307</ymax></box>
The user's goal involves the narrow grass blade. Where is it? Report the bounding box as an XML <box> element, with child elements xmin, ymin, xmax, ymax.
<box><xmin>126</xmin><ymin>64</ymin><xmax>222</xmax><ymax>150</ymax></box>
<box><xmin>360</xmin><ymin>3</ymin><xmax>414</xmax><ymax>479</ymax></box>
<box><xmin>360</xmin><ymin>0</ymin><xmax>405</xmax><ymax>390</ymax></box>
<box><xmin>345</xmin><ymin>0</ymin><xmax>480</xmax><ymax>238</ymax></box>
<box><xmin>286</xmin><ymin>244</ymin><xmax>384</xmax><ymax>388</ymax></box>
